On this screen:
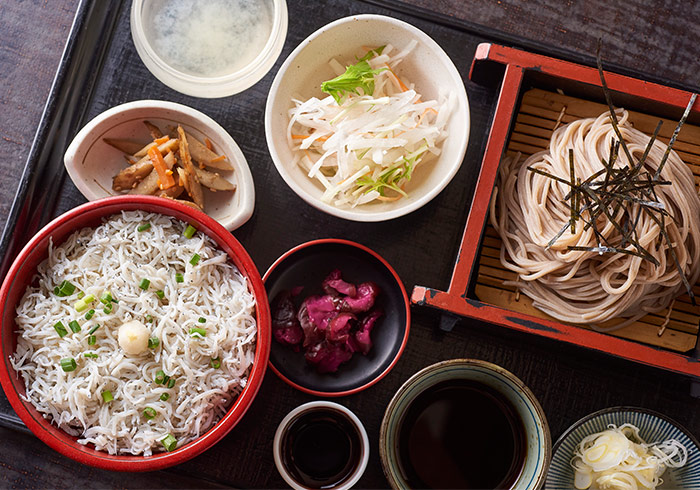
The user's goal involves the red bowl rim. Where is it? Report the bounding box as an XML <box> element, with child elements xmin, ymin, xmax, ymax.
<box><xmin>0</xmin><ymin>195</ymin><xmax>271</xmax><ymax>471</ymax></box>
<box><xmin>263</xmin><ymin>238</ymin><xmax>410</xmax><ymax>397</ymax></box>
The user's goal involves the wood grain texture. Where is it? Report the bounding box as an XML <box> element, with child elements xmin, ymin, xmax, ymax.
<box><xmin>0</xmin><ymin>0</ymin><xmax>699</xmax><ymax>489</ymax></box>
<box><xmin>408</xmin><ymin>0</ymin><xmax>700</xmax><ymax>89</ymax></box>
<box><xmin>0</xmin><ymin>0</ymin><xmax>79</xmax><ymax>233</ymax></box>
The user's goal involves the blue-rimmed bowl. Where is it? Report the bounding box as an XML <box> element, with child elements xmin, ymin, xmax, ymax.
<box><xmin>546</xmin><ymin>406</ymin><xmax>700</xmax><ymax>489</ymax></box>
<box><xmin>379</xmin><ymin>359</ymin><xmax>551</xmax><ymax>489</ymax></box>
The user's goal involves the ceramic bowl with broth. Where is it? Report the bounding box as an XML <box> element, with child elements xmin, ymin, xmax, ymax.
<box><xmin>380</xmin><ymin>359</ymin><xmax>551</xmax><ymax>490</ymax></box>
<box><xmin>264</xmin><ymin>14</ymin><xmax>470</xmax><ymax>222</ymax></box>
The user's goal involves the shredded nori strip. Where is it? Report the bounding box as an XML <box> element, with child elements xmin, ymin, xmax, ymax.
<box><xmin>528</xmin><ymin>41</ymin><xmax>698</xmax><ymax>304</ymax></box>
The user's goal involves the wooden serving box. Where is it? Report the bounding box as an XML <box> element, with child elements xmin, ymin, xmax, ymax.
<box><xmin>412</xmin><ymin>43</ymin><xmax>700</xmax><ymax>378</ymax></box>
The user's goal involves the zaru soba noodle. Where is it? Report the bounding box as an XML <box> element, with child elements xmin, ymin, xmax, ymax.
<box><xmin>491</xmin><ymin>109</ymin><xmax>700</xmax><ymax>329</ymax></box>
<box><xmin>11</xmin><ymin>211</ymin><xmax>257</xmax><ymax>455</ymax></box>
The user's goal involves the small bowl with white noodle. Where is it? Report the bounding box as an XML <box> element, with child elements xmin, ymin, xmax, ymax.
<box><xmin>265</xmin><ymin>14</ymin><xmax>470</xmax><ymax>222</ymax></box>
<box><xmin>546</xmin><ymin>407</ymin><xmax>700</xmax><ymax>490</ymax></box>
<box><xmin>0</xmin><ymin>195</ymin><xmax>271</xmax><ymax>471</ymax></box>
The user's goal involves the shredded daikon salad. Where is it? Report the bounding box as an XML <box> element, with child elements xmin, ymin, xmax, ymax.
<box><xmin>572</xmin><ymin>423</ymin><xmax>688</xmax><ymax>490</ymax></box>
<box><xmin>287</xmin><ymin>41</ymin><xmax>453</xmax><ymax>207</ymax></box>
<box><xmin>12</xmin><ymin>211</ymin><xmax>256</xmax><ymax>455</ymax></box>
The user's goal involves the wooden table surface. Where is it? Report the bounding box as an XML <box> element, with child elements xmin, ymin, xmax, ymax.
<box><xmin>1</xmin><ymin>0</ymin><xmax>700</xmax><ymax>488</ymax></box>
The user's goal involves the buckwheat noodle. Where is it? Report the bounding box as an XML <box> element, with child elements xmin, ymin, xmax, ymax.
<box><xmin>490</xmin><ymin>110</ymin><xmax>700</xmax><ymax>329</ymax></box>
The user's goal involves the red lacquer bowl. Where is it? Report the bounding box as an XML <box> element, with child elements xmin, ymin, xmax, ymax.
<box><xmin>0</xmin><ymin>195</ymin><xmax>271</xmax><ymax>471</ymax></box>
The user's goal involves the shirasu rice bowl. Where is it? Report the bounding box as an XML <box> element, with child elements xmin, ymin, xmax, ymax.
<box><xmin>11</xmin><ymin>210</ymin><xmax>257</xmax><ymax>455</ymax></box>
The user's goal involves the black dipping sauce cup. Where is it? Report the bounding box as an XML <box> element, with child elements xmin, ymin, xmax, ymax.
<box><xmin>273</xmin><ymin>401</ymin><xmax>369</xmax><ymax>489</ymax></box>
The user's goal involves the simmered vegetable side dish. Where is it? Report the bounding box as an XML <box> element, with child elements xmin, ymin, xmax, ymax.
<box><xmin>108</xmin><ymin>121</ymin><xmax>236</xmax><ymax>211</ymax></box>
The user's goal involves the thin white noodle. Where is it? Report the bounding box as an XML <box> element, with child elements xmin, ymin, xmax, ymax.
<box><xmin>491</xmin><ymin>110</ymin><xmax>700</xmax><ymax>328</ymax></box>
<box><xmin>12</xmin><ymin>211</ymin><xmax>256</xmax><ymax>455</ymax></box>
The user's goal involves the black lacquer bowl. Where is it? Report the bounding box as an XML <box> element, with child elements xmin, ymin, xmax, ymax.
<box><xmin>264</xmin><ymin>239</ymin><xmax>410</xmax><ymax>396</ymax></box>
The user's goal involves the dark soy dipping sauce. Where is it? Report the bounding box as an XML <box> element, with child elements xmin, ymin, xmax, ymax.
<box><xmin>397</xmin><ymin>379</ymin><xmax>526</xmax><ymax>489</ymax></box>
<box><xmin>281</xmin><ymin>408</ymin><xmax>362</xmax><ymax>489</ymax></box>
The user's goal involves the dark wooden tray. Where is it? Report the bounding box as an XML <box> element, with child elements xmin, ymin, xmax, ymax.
<box><xmin>2</xmin><ymin>1</ymin><xmax>700</xmax><ymax>487</ymax></box>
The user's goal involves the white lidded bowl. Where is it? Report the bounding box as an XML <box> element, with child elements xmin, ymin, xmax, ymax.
<box><xmin>131</xmin><ymin>0</ymin><xmax>288</xmax><ymax>98</ymax></box>
<box><xmin>264</xmin><ymin>14</ymin><xmax>470</xmax><ymax>222</ymax></box>
<box><xmin>64</xmin><ymin>100</ymin><xmax>255</xmax><ymax>231</ymax></box>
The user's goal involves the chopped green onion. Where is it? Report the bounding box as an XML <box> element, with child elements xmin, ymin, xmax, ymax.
<box><xmin>85</xmin><ymin>309</ymin><xmax>95</xmax><ymax>320</ymax></box>
<box><xmin>143</xmin><ymin>407</ymin><xmax>157</xmax><ymax>419</ymax></box>
<box><xmin>161</xmin><ymin>434</ymin><xmax>177</xmax><ymax>452</ymax></box>
<box><xmin>53</xmin><ymin>286</ymin><xmax>60</xmax><ymax>295</ymax></box>
<box><xmin>160</xmin><ymin>393</ymin><xmax>170</xmax><ymax>401</ymax></box>
<box><xmin>167</xmin><ymin>378</ymin><xmax>176</xmax><ymax>388</ymax></box>
<box><xmin>75</xmin><ymin>293</ymin><xmax>95</xmax><ymax>311</ymax></box>
<box><xmin>56</xmin><ymin>280</ymin><xmax>76</xmax><ymax>297</ymax></box>
<box><xmin>88</xmin><ymin>335</ymin><xmax>96</xmax><ymax>345</ymax></box>
<box><xmin>77</xmin><ymin>291</ymin><xmax>85</xmax><ymax>299</ymax></box>
<box><xmin>148</xmin><ymin>337</ymin><xmax>160</xmax><ymax>349</ymax></box>
<box><xmin>189</xmin><ymin>327</ymin><xmax>206</xmax><ymax>338</ymax></box>
<box><xmin>145</xmin><ymin>314</ymin><xmax>154</xmax><ymax>323</ymax></box>
<box><xmin>100</xmin><ymin>291</ymin><xmax>114</xmax><ymax>304</ymax></box>
<box><xmin>210</xmin><ymin>357</ymin><xmax>221</xmax><ymax>369</ymax></box>
<box><xmin>60</xmin><ymin>358</ymin><xmax>77</xmax><ymax>372</ymax></box>
<box><xmin>156</xmin><ymin>290</ymin><xmax>165</xmax><ymax>299</ymax></box>
<box><xmin>183</xmin><ymin>224</ymin><xmax>197</xmax><ymax>239</ymax></box>
<box><xmin>155</xmin><ymin>370</ymin><xmax>166</xmax><ymax>384</ymax></box>
<box><xmin>88</xmin><ymin>324</ymin><xmax>100</xmax><ymax>335</ymax></box>
<box><xmin>175</xmin><ymin>273</ymin><xmax>184</xmax><ymax>283</ymax></box>
<box><xmin>103</xmin><ymin>303</ymin><xmax>113</xmax><ymax>314</ymax></box>
<box><xmin>102</xmin><ymin>390</ymin><xmax>113</xmax><ymax>403</ymax></box>
<box><xmin>68</xmin><ymin>320</ymin><xmax>81</xmax><ymax>333</ymax></box>
<box><xmin>162</xmin><ymin>375</ymin><xmax>170</xmax><ymax>385</ymax></box>
<box><xmin>198</xmin><ymin>317</ymin><xmax>206</xmax><ymax>323</ymax></box>
<box><xmin>139</xmin><ymin>278</ymin><xmax>151</xmax><ymax>290</ymax></box>
<box><xmin>189</xmin><ymin>253</ymin><xmax>200</xmax><ymax>266</ymax></box>
<box><xmin>83</xmin><ymin>353</ymin><xmax>98</xmax><ymax>359</ymax></box>
<box><xmin>137</xmin><ymin>223</ymin><xmax>151</xmax><ymax>232</ymax></box>
<box><xmin>54</xmin><ymin>321</ymin><xmax>68</xmax><ymax>338</ymax></box>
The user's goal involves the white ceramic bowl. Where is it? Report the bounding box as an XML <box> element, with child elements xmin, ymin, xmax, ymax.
<box><xmin>273</xmin><ymin>401</ymin><xmax>370</xmax><ymax>490</ymax></box>
<box><xmin>264</xmin><ymin>14</ymin><xmax>470</xmax><ymax>222</ymax></box>
<box><xmin>130</xmin><ymin>0</ymin><xmax>288</xmax><ymax>97</ymax></box>
<box><xmin>64</xmin><ymin>100</ymin><xmax>255</xmax><ymax>231</ymax></box>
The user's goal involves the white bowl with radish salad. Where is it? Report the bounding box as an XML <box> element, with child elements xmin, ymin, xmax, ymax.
<box><xmin>264</xmin><ymin>14</ymin><xmax>470</xmax><ymax>222</ymax></box>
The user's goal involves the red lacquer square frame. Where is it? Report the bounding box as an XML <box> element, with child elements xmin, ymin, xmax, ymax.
<box><xmin>412</xmin><ymin>43</ymin><xmax>700</xmax><ymax>379</ymax></box>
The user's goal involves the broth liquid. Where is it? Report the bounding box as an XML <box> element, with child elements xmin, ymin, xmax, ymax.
<box><xmin>281</xmin><ymin>408</ymin><xmax>362</xmax><ymax>489</ymax></box>
<box><xmin>397</xmin><ymin>379</ymin><xmax>526</xmax><ymax>489</ymax></box>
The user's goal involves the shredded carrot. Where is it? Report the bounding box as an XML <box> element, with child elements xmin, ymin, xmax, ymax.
<box><xmin>154</xmin><ymin>136</ymin><xmax>169</xmax><ymax>145</ymax></box>
<box><xmin>148</xmin><ymin>146</ymin><xmax>175</xmax><ymax>190</ymax></box>
<box><xmin>204</xmin><ymin>138</ymin><xmax>214</xmax><ymax>151</ymax></box>
<box><xmin>386</xmin><ymin>66</ymin><xmax>410</xmax><ymax>92</ymax></box>
<box><xmin>292</xmin><ymin>134</ymin><xmax>329</xmax><ymax>143</ymax></box>
<box><xmin>210</xmin><ymin>154</ymin><xmax>227</xmax><ymax>163</ymax></box>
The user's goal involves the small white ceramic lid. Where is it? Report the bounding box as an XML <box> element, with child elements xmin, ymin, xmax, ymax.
<box><xmin>130</xmin><ymin>0</ymin><xmax>288</xmax><ymax>98</ymax></box>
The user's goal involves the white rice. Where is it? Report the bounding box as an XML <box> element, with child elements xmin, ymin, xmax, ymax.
<box><xmin>11</xmin><ymin>211</ymin><xmax>257</xmax><ymax>455</ymax></box>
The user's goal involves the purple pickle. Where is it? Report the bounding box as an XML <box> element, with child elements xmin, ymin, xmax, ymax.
<box><xmin>271</xmin><ymin>269</ymin><xmax>383</xmax><ymax>373</ymax></box>
<box><xmin>271</xmin><ymin>290</ymin><xmax>304</xmax><ymax>350</ymax></box>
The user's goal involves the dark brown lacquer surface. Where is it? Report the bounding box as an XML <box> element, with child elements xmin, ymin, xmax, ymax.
<box><xmin>1</xmin><ymin>0</ymin><xmax>700</xmax><ymax>488</ymax></box>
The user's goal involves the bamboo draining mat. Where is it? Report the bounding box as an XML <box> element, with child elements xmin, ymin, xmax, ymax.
<box><xmin>476</xmin><ymin>88</ymin><xmax>700</xmax><ymax>352</ymax></box>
